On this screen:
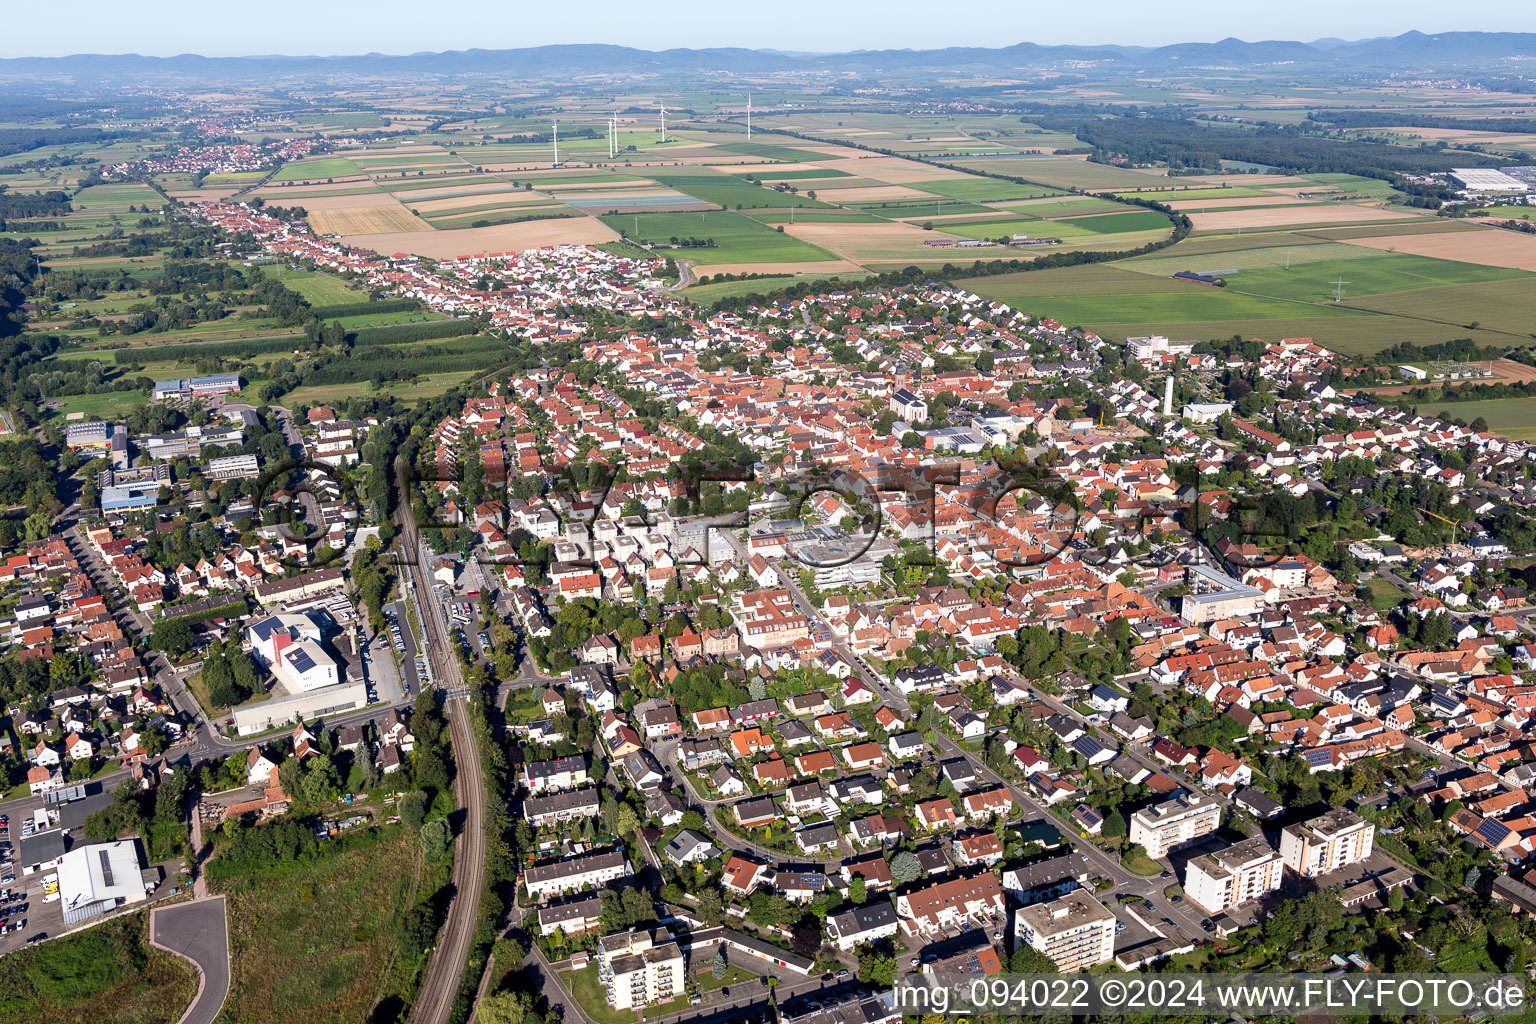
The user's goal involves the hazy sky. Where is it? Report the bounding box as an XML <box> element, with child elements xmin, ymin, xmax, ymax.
<box><xmin>4</xmin><ymin>0</ymin><xmax>1535</xmax><ymax>58</ymax></box>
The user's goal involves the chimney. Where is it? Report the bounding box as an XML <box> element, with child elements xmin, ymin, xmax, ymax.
<box><xmin>1164</xmin><ymin>375</ymin><xmax>1175</xmax><ymax>417</ymax></box>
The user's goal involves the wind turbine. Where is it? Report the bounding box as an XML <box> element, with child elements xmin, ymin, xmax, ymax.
<box><xmin>552</xmin><ymin>119</ymin><xmax>559</xmax><ymax>167</ymax></box>
<box><xmin>1332</xmin><ymin>276</ymin><xmax>1349</xmax><ymax>302</ymax></box>
<box><xmin>747</xmin><ymin>92</ymin><xmax>752</xmax><ymax>140</ymax></box>
<box><xmin>659</xmin><ymin>102</ymin><xmax>667</xmax><ymax>144</ymax></box>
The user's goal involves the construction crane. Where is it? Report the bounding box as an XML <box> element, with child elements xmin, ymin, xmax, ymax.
<box><xmin>1417</xmin><ymin>507</ymin><xmax>1463</xmax><ymax>548</ymax></box>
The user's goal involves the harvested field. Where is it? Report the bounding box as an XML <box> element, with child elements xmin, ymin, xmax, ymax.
<box><xmin>1189</xmin><ymin>206</ymin><xmax>1424</xmax><ymax>231</ymax></box>
<box><xmin>819</xmin><ymin>185</ymin><xmax>935</xmax><ymax>202</ymax></box>
<box><xmin>1341</xmin><ymin>228</ymin><xmax>1536</xmax><ymax>271</ymax></box>
<box><xmin>409</xmin><ymin>192</ymin><xmax>554</xmax><ymax>214</ymax></box>
<box><xmin>833</xmin><ymin>156</ymin><xmax>977</xmax><ymax>184</ymax></box>
<box><xmin>1346</xmin><ymin>358</ymin><xmax>1536</xmax><ymax>395</ymax></box>
<box><xmin>693</xmin><ymin>259</ymin><xmax>865</xmax><ymax>279</ymax></box>
<box><xmin>256</xmin><ymin>180</ymin><xmax>382</xmax><ymax>195</ymax></box>
<box><xmin>782</xmin><ymin>221</ymin><xmax>967</xmax><ymax>261</ymax></box>
<box><xmin>1182</xmin><ymin>173</ymin><xmax>1312</xmax><ymax>187</ymax></box>
<box><xmin>1166</xmin><ymin>195</ymin><xmax>1314</xmax><ymax>211</ymax></box>
<box><xmin>339</xmin><ymin>216</ymin><xmax>619</xmax><ymax>257</ymax></box>
<box><xmin>276</xmin><ymin>191</ymin><xmax>405</xmax><ymax>211</ymax></box>
<box><xmin>309</xmin><ymin>203</ymin><xmax>430</xmax><ymax>234</ymax></box>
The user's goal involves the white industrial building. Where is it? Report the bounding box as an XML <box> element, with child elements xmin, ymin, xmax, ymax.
<box><xmin>57</xmin><ymin>840</ymin><xmax>148</xmax><ymax>925</ymax></box>
<box><xmin>1450</xmin><ymin>168</ymin><xmax>1528</xmax><ymax>193</ymax></box>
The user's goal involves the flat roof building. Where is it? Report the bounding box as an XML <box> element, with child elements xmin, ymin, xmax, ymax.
<box><xmin>58</xmin><ymin>839</ymin><xmax>148</xmax><ymax>924</ymax></box>
<box><xmin>1014</xmin><ymin>891</ymin><xmax>1115</xmax><ymax>972</ymax></box>
<box><xmin>1129</xmin><ymin>792</ymin><xmax>1222</xmax><ymax>859</ymax></box>
<box><xmin>1184</xmin><ymin>836</ymin><xmax>1283</xmax><ymax>914</ymax></box>
<box><xmin>1280</xmin><ymin>808</ymin><xmax>1375</xmax><ymax>878</ymax></box>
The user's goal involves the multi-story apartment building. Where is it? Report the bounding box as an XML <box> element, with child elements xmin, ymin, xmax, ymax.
<box><xmin>1280</xmin><ymin>809</ymin><xmax>1375</xmax><ymax>878</ymax></box>
<box><xmin>1184</xmin><ymin>836</ymin><xmax>1284</xmax><ymax>914</ymax></box>
<box><xmin>597</xmin><ymin>928</ymin><xmax>685</xmax><ymax>1010</ymax></box>
<box><xmin>1014</xmin><ymin>891</ymin><xmax>1116</xmax><ymax>972</ymax></box>
<box><xmin>523</xmin><ymin>848</ymin><xmax>629</xmax><ymax>903</ymax></box>
<box><xmin>1129</xmin><ymin>792</ymin><xmax>1222</xmax><ymax>859</ymax></box>
<box><xmin>524</xmin><ymin>755</ymin><xmax>589</xmax><ymax>794</ymax></box>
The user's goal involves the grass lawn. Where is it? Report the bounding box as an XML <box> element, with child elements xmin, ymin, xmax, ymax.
<box><xmin>693</xmin><ymin>964</ymin><xmax>759</xmax><ymax>994</ymax></box>
<box><xmin>1363</xmin><ymin>578</ymin><xmax>1409</xmax><ymax>611</ymax></box>
<box><xmin>48</xmin><ymin>390</ymin><xmax>148</xmax><ymax>420</ymax></box>
<box><xmin>1122</xmin><ymin>847</ymin><xmax>1165</xmax><ymax>876</ymax></box>
<box><xmin>562</xmin><ymin>964</ymin><xmax>639</xmax><ymax>1024</ymax></box>
<box><xmin>215</xmin><ymin>827</ymin><xmax>422</xmax><ymax>1024</ymax></box>
<box><xmin>261</xmin><ymin>266</ymin><xmax>368</xmax><ymax>306</ymax></box>
<box><xmin>0</xmin><ymin>911</ymin><xmax>197</xmax><ymax>1024</ymax></box>
<box><xmin>600</xmin><ymin>210</ymin><xmax>838</xmax><ymax>266</ymax></box>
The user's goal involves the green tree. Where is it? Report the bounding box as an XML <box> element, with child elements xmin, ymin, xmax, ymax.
<box><xmin>712</xmin><ymin>947</ymin><xmax>728</xmax><ymax>979</ymax></box>
<box><xmin>420</xmin><ymin>818</ymin><xmax>451</xmax><ymax>863</ymax></box>
<box><xmin>849</xmin><ymin>877</ymin><xmax>867</xmax><ymax>905</ymax></box>
<box><xmin>399</xmin><ymin>790</ymin><xmax>428</xmax><ymax>830</ymax></box>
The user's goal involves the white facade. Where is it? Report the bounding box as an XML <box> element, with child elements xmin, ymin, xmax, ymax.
<box><xmin>1184</xmin><ymin>836</ymin><xmax>1283</xmax><ymax>914</ymax></box>
<box><xmin>1014</xmin><ymin>891</ymin><xmax>1115</xmax><ymax>972</ymax></box>
<box><xmin>1129</xmin><ymin>792</ymin><xmax>1222</xmax><ymax>859</ymax></box>
<box><xmin>1280</xmin><ymin>809</ymin><xmax>1375</xmax><ymax>878</ymax></box>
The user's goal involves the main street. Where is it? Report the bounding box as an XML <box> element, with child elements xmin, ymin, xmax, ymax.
<box><xmin>396</xmin><ymin>455</ymin><xmax>488</xmax><ymax>1024</ymax></box>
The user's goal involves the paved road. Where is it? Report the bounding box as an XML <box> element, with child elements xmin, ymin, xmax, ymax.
<box><xmin>150</xmin><ymin>897</ymin><xmax>230</xmax><ymax>1024</ymax></box>
<box><xmin>398</xmin><ymin>456</ymin><xmax>487</xmax><ymax>1024</ymax></box>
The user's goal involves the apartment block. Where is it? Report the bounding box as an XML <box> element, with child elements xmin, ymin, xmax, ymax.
<box><xmin>597</xmin><ymin>928</ymin><xmax>685</xmax><ymax>1010</ymax></box>
<box><xmin>1013</xmin><ymin>891</ymin><xmax>1115</xmax><ymax>972</ymax></box>
<box><xmin>1128</xmin><ymin>792</ymin><xmax>1222</xmax><ymax>859</ymax></box>
<box><xmin>1184</xmin><ymin>836</ymin><xmax>1283</xmax><ymax>914</ymax></box>
<box><xmin>523</xmin><ymin>848</ymin><xmax>629</xmax><ymax>903</ymax></box>
<box><xmin>1280</xmin><ymin>808</ymin><xmax>1375</xmax><ymax>878</ymax></box>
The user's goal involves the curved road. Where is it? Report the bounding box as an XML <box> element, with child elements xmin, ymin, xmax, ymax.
<box><xmin>398</xmin><ymin>456</ymin><xmax>488</xmax><ymax>1024</ymax></box>
<box><xmin>151</xmin><ymin>897</ymin><xmax>231</xmax><ymax>1024</ymax></box>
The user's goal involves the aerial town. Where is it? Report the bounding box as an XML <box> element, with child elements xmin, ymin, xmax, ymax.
<box><xmin>6</xmin><ymin>12</ymin><xmax>1536</xmax><ymax>1024</ymax></box>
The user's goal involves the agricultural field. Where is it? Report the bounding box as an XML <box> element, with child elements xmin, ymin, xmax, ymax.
<box><xmin>269</xmin><ymin>157</ymin><xmax>364</xmax><ymax>182</ymax></box>
<box><xmin>0</xmin><ymin>911</ymin><xmax>196</xmax><ymax>1024</ymax></box>
<box><xmin>1416</xmin><ymin>396</ymin><xmax>1536</xmax><ymax>439</ymax></box>
<box><xmin>600</xmin><ymin>209</ymin><xmax>839</xmax><ymax>267</ymax></box>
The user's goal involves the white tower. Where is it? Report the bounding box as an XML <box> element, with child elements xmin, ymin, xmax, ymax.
<box><xmin>659</xmin><ymin>102</ymin><xmax>667</xmax><ymax>144</ymax></box>
<box><xmin>747</xmin><ymin>92</ymin><xmax>752</xmax><ymax>139</ymax></box>
<box><xmin>552</xmin><ymin>119</ymin><xmax>559</xmax><ymax>167</ymax></box>
<box><xmin>1163</xmin><ymin>375</ymin><xmax>1175</xmax><ymax>417</ymax></box>
<box><xmin>608</xmin><ymin>117</ymin><xmax>615</xmax><ymax>159</ymax></box>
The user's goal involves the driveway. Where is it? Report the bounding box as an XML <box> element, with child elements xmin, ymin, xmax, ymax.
<box><xmin>150</xmin><ymin>897</ymin><xmax>230</xmax><ymax>1024</ymax></box>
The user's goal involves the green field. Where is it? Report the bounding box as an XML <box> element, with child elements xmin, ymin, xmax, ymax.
<box><xmin>645</xmin><ymin>171</ymin><xmax>835</xmax><ymax>210</ymax></box>
<box><xmin>911</xmin><ymin>178</ymin><xmax>1061</xmax><ymax>202</ymax></box>
<box><xmin>284</xmin><ymin>370</ymin><xmax>481</xmax><ymax>406</ymax></box>
<box><xmin>956</xmin><ymin>157</ymin><xmax>1168</xmax><ymax>191</ymax></box>
<box><xmin>1060</xmin><ymin>210</ymin><xmax>1176</xmax><ymax>234</ymax></box>
<box><xmin>1421</xmin><ymin>397</ymin><xmax>1536</xmax><ymax>439</ymax></box>
<box><xmin>731</xmin><ymin>168</ymin><xmax>854</xmax><ymax>180</ymax></box>
<box><xmin>271</xmin><ymin>157</ymin><xmax>363</xmax><ymax>181</ymax></box>
<box><xmin>683</xmin><ymin>271</ymin><xmax>873</xmax><ymax>304</ymax></box>
<box><xmin>216</xmin><ymin>827</ymin><xmax>424</xmax><ymax>1024</ymax></box>
<box><xmin>261</xmin><ymin>266</ymin><xmax>368</xmax><ymax>305</ymax></box>
<box><xmin>0</xmin><ymin>911</ymin><xmax>196</xmax><ymax>1024</ymax></box>
<box><xmin>711</xmin><ymin>141</ymin><xmax>845</xmax><ymax>162</ymax></box>
<box><xmin>600</xmin><ymin>210</ymin><xmax>837</xmax><ymax>265</ymax></box>
<box><xmin>48</xmin><ymin>390</ymin><xmax>150</xmax><ymax>420</ymax></box>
